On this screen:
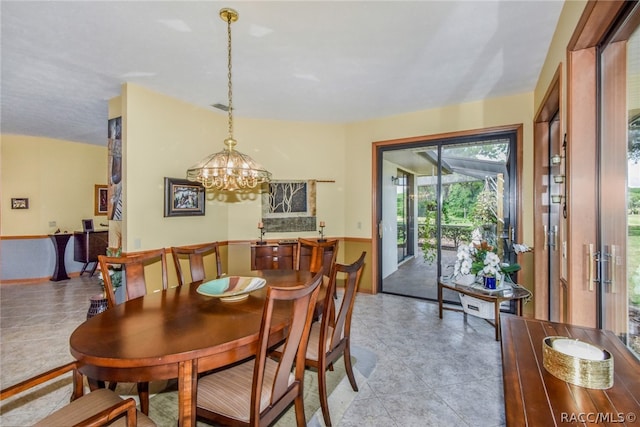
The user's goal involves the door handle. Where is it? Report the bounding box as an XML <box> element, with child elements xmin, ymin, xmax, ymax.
<box><xmin>550</xmin><ymin>226</ymin><xmax>558</xmax><ymax>251</ymax></box>
<box><xmin>378</xmin><ymin>221</ymin><xmax>383</xmax><ymax>239</ymax></box>
<box><xmin>610</xmin><ymin>245</ymin><xmax>616</xmax><ymax>294</ymax></box>
<box><xmin>588</xmin><ymin>243</ymin><xmax>595</xmax><ymax>291</ymax></box>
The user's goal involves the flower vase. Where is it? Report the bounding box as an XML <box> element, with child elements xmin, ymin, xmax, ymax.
<box><xmin>484</xmin><ymin>275</ymin><xmax>497</xmax><ymax>290</ymax></box>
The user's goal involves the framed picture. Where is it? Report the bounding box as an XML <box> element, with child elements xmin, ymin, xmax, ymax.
<box><xmin>82</xmin><ymin>219</ymin><xmax>94</xmax><ymax>232</ymax></box>
<box><xmin>261</xmin><ymin>180</ymin><xmax>316</xmax><ymax>232</ymax></box>
<box><xmin>164</xmin><ymin>177</ymin><xmax>205</xmax><ymax>217</ymax></box>
<box><xmin>11</xmin><ymin>198</ymin><xmax>29</xmax><ymax>209</ymax></box>
<box><xmin>94</xmin><ymin>185</ymin><xmax>108</xmax><ymax>215</ymax></box>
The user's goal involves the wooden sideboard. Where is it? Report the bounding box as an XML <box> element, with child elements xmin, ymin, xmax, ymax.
<box><xmin>250</xmin><ymin>242</ymin><xmax>296</xmax><ymax>270</ymax></box>
<box><xmin>73</xmin><ymin>231</ymin><xmax>108</xmax><ymax>276</ymax></box>
<box><xmin>250</xmin><ymin>239</ymin><xmax>338</xmax><ymax>273</ymax></box>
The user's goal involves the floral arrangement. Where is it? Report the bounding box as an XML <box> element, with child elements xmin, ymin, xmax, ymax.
<box><xmin>453</xmin><ymin>240</ymin><xmax>521</xmax><ymax>278</ymax></box>
<box><xmin>98</xmin><ymin>247</ymin><xmax>123</xmax><ymax>289</ymax></box>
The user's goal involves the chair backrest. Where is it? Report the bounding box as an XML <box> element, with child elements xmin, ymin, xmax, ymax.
<box><xmin>171</xmin><ymin>242</ymin><xmax>222</xmax><ymax>286</ymax></box>
<box><xmin>295</xmin><ymin>238</ymin><xmax>339</xmax><ymax>276</ymax></box>
<box><xmin>321</xmin><ymin>252</ymin><xmax>366</xmax><ymax>353</ymax></box>
<box><xmin>98</xmin><ymin>248</ymin><xmax>168</xmax><ymax>308</ymax></box>
<box><xmin>251</xmin><ymin>271</ymin><xmax>323</xmax><ymax>425</ymax></box>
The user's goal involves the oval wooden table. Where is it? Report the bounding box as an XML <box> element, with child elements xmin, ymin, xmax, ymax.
<box><xmin>70</xmin><ymin>269</ymin><xmax>316</xmax><ymax>427</ymax></box>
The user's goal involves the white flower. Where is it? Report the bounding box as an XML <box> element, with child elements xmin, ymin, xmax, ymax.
<box><xmin>482</xmin><ymin>252</ymin><xmax>501</xmax><ymax>277</ymax></box>
<box><xmin>512</xmin><ymin>243</ymin><xmax>532</xmax><ymax>254</ymax></box>
<box><xmin>453</xmin><ymin>243</ymin><xmax>476</xmax><ymax>276</ymax></box>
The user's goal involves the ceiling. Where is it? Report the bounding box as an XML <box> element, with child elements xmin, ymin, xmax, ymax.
<box><xmin>1</xmin><ymin>1</ymin><xmax>564</xmax><ymax>147</ymax></box>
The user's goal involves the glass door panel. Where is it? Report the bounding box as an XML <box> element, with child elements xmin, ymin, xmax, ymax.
<box><xmin>438</xmin><ymin>139</ymin><xmax>514</xmax><ymax>274</ymax></box>
<box><xmin>548</xmin><ymin>111</ymin><xmax>565</xmax><ymax>322</ymax></box>
<box><xmin>599</xmin><ymin>12</ymin><xmax>639</xmax><ymax>357</ymax></box>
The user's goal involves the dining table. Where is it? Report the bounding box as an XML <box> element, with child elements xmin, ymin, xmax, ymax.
<box><xmin>69</xmin><ymin>269</ymin><xmax>319</xmax><ymax>427</ymax></box>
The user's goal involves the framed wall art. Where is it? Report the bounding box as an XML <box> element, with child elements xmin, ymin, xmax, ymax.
<box><xmin>11</xmin><ymin>198</ymin><xmax>29</xmax><ymax>209</ymax></box>
<box><xmin>164</xmin><ymin>177</ymin><xmax>205</xmax><ymax>217</ymax></box>
<box><xmin>261</xmin><ymin>180</ymin><xmax>316</xmax><ymax>232</ymax></box>
<box><xmin>94</xmin><ymin>185</ymin><xmax>108</xmax><ymax>215</ymax></box>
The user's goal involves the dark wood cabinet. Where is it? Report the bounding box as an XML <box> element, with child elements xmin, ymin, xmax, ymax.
<box><xmin>73</xmin><ymin>231</ymin><xmax>108</xmax><ymax>276</ymax></box>
<box><xmin>251</xmin><ymin>242</ymin><xmax>296</xmax><ymax>270</ymax></box>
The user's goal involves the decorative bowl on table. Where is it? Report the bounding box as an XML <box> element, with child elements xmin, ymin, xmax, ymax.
<box><xmin>542</xmin><ymin>336</ymin><xmax>613</xmax><ymax>389</ymax></box>
<box><xmin>196</xmin><ymin>276</ymin><xmax>266</xmax><ymax>302</ymax></box>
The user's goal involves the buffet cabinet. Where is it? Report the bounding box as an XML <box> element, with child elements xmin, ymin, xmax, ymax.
<box><xmin>250</xmin><ymin>242</ymin><xmax>296</xmax><ymax>270</ymax></box>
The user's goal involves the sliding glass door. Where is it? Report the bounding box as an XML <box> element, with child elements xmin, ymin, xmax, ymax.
<box><xmin>379</xmin><ymin>130</ymin><xmax>518</xmax><ymax>302</ymax></box>
<box><xmin>598</xmin><ymin>7</ymin><xmax>639</xmax><ymax>357</ymax></box>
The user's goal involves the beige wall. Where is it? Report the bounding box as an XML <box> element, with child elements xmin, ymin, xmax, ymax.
<box><xmin>121</xmin><ymin>83</ymin><xmax>230</xmax><ymax>251</ymax></box>
<box><xmin>120</xmin><ymin>83</ymin><xmax>347</xmax><ymax>252</ymax></box>
<box><xmin>1</xmin><ymin>134</ymin><xmax>107</xmax><ymax>235</ymax></box>
<box><xmin>224</xmin><ymin>117</ymin><xmax>347</xmax><ymax>242</ymax></box>
<box><xmin>534</xmin><ymin>0</ymin><xmax>588</xmax><ymax>120</ymax></box>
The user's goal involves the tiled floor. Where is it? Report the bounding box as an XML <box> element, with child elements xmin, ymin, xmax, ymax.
<box><xmin>0</xmin><ymin>275</ymin><xmax>505</xmax><ymax>426</ymax></box>
<box><xmin>382</xmin><ymin>248</ymin><xmax>461</xmax><ymax>302</ymax></box>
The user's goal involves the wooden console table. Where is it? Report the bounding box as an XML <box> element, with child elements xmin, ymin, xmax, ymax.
<box><xmin>501</xmin><ymin>316</ymin><xmax>640</xmax><ymax>426</ymax></box>
<box><xmin>73</xmin><ymin>230</ymin><xmax>108</xmax><ymax>276</ymax></box>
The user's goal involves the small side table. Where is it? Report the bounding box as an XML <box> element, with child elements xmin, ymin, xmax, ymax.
<box><xmin>49</xmin><ymin>233</ymin><xmax>71</xmax><ymax>281</ymax></box>
<box><xmin>438</xmin><ymin>278</ymin><xmax>530</xmax><ymax>341</ymax></box>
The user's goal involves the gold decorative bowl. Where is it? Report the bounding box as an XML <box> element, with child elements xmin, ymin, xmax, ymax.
<box><xmin>542</xmin><ymin>336</ymin><xmax>613</xmax><ymax>389</ymax></box>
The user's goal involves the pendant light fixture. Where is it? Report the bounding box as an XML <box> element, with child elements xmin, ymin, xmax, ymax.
<box><xmin>187</xmin><ymin>8</ymin><xmax>272</xmax><ymax>191</ymax></box>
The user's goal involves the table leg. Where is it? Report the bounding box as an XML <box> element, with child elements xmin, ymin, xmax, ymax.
<box><xmin>137</xmin><ymin>382</ymin><xmax>149</xmax><ymax>415</ymax></box>
<box><xmin>438</xmin><ymin>282</ymin><xmax>443</xmax><ymax>319</ymax></box>
<box><xmin>494</xmin><ymin>302</ymin><xmax>501</xmax><ymax>341</ymax></box>
<box><xmin>178</xmin><ymin>359</ymin><xmax>198</xmax><ymax>427</ymax></box>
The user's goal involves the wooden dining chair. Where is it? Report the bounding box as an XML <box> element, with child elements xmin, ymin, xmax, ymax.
<box><xmin>98</xmin><ymin>248</ymin><xmax>169</xmax><ymax>309</ymax></box>
<box><xmin>295</xmin><ymin>237</ymin><xmax>338</xmax><ymax>276</ymax></box>
<box><xmin>277</xmin><ymin>251</ymin><xmax>366</xmax><ymax>427</ymax></box>
<box><xmin>0</xmin><ymin>360</ymin><xmax>156</xmax><ymax>427</ymax></box>
<box><xmin>171</xmin><ymin>242</ymin><xmax>223</xmax><ymax>286</ymax></box>
<box><xmin>97</xmin><ymin>248</ymin><xmax>168</xmax><ymax>415</ymax></box>
<box><xmin>195</xmin><ymin>271</ymin><xmax>324</xmax><ymax>427</ymax></box>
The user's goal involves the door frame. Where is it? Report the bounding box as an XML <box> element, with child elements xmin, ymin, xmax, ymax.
<box><xmin>371</xmin><ymin>124</ymin><xmax>524</xmax><ymax>294</ymax></box>
<box><xmin>562</xmin><ymin>0</ymin><xmax>629</xmax><ymax>328</ymax></box>
<box><xmin>533</xmin><ymin>64</ymin><xmax>564</xmax><ymax>321</ymax></box>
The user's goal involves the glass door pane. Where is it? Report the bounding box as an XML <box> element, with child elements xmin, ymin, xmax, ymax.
<box><xmin>599</xmin><ymin>13</ymin><xmax>639</xmax><ymax>357</ymax></box>
<box><xmin>438</xmin><ymin>139</ymin><xmax>513</xmax><ymax>273</ymax></box>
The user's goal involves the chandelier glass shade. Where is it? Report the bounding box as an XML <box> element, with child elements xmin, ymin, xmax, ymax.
<box><xmin>186</xmin><ymin>7</ymin><xmax>271</xmax><ymax>191</ymax></box>
<box><xmin>186</xmin><ymin>137</ymin><xmax>272</xmax><ymax>191</ymax></box>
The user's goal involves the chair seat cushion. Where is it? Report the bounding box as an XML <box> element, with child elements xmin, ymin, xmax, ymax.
<box><xmin>305</xmin><ymin>323</ymin><xmax>335</xmax><ymax>362</ymax></box>
<box><xmin>197</xmin><ymin>358</ymin><xmax>293</xmax><ymax>422</ymax></box>
<box><xmin>34</xmin><ymin>388</ymin><xmax>156</xmax><ymax>427</ymax></box>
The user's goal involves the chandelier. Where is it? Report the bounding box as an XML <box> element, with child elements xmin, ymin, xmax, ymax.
<box><xmin>187</xmin><ymin>8</ymin><xmax>272</xmax><ymax>191</ymax></box>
